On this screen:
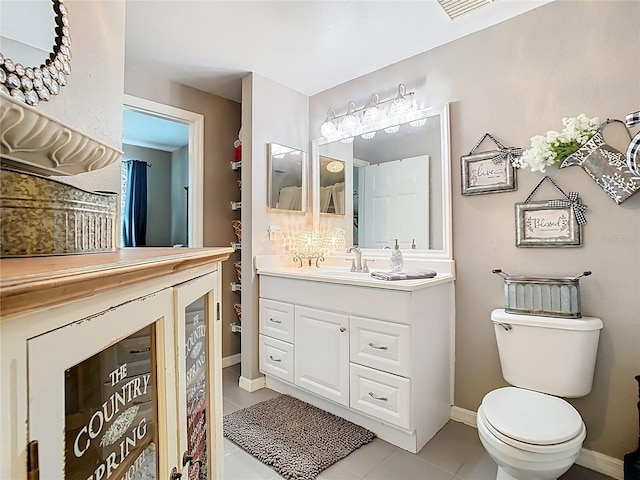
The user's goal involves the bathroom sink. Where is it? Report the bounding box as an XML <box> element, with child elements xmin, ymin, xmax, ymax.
<box><xmin>305</xmin><ymin>268</ymin><xmax>375</xmax><ymax>279</ymax></box>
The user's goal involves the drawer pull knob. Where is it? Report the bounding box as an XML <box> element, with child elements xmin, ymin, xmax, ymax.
<box><xmin>368</xmin><ymin>342</ymin><xmax>388</xmax><ymax>350</ymax></box>
<box><xmin>340</xmin><ymin>327</ymin><xmax>346</xmax><ymax>332</ymax></box>
<box><xmin>269</xmin><ymin>317</ymin><xmax>282</xmax><ymax>324</ymax></box>
<box><xmin>368</xmin><ymin>392</ymin><xmax>388</xmax><ymax>401</ymax></box>
<box><xmin>269</xmin><ymin>355</ymin><xmax>282</xmax><ymax>362</ymax></box>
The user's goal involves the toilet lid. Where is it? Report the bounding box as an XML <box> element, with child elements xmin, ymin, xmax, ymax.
<box><xmin>482</xmin><ymin>387</ymin><xmax>584</xmax><ymax>445</ymax></box>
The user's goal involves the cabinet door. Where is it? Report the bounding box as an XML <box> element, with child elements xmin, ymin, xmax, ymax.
<box><xmin>28</xmin><ymin>288</ymin><xmax>178</xmax><ymax>480</ymax></box>
<box><xmin>294</xmin><ymin>306</ymin><xmax>349</xmax><ymax>406</ymax></box>
<box><xmin>174</xmin><ymin>272</ymin><xmax>223</xmax><ymax>480</ymax></box>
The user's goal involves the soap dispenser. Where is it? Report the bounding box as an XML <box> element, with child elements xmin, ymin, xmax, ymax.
<box><xmin>390</xmin><ymin>239</ymin><xmax>403</xmax><ymax>272</ymax></box>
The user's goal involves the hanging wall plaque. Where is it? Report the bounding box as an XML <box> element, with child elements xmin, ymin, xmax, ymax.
<box><xmin>461</xmin><ymin>133</ymin><xmax>520</xmax><ymax>195</ymax></box>
<box><xmin>515</xmin><ymin>176</ymin><xmax>588</xmax><ymax>248</ymax></box>
<box><xmin>560</xmin><ymin>119</ymin><xmax>640</xmax><ymax>205</ymax></box>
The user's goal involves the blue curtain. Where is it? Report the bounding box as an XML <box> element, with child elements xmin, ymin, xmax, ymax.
<box><xmin>123</xmin><ymin>160</ymin><xmax>148</xmax><ymax>247</ymax></box>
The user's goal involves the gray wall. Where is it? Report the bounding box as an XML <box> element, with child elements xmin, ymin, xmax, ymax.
<box><xmin>125</xmin><ymin>71</ymin><xmax>242</xmax><ymax>359</ymax></box>
<box><xmin>310</xmin><ymin>0</ymin><xmax>639</xmax><ymax>459</ymax></box>
<box><xmin>47</xmin><ymin>0</ymin><xmax>125</xmax><ymax>197</ymax></box>
<box><xmin>171</xmin><ymin>145</ymin><xmax>189</xmax><ymax>246</ymax></box>
<box><xmin>241</xmin><ymin>73</ymin><xmax>311</xmax><ymax>381</ymax></box>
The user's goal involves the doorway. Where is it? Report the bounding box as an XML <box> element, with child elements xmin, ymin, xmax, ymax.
<box><xmin>122</xmin><ymin>95</ymin><xmax>204</xmax><ymax>247</ymax></box>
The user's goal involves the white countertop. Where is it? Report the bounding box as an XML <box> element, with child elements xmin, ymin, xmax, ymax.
<box><xmin>256</xmin><ymin>266</ymin><xmax>455</xmax><ymax>291</ymax></box>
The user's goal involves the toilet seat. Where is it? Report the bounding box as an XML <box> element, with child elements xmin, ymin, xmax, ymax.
<box><xmin>480</xmin><ymin>387</ymin><xmax>586</xmax><ymax>453</ymax></box>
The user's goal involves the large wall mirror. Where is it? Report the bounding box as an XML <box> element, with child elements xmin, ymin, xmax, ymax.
<box><xmin>314</xmin><ymin>104</ymin><xmax>451</xmax><ymax>258</ymax></box>
<box><xmin>268</xmin><ymin>142</ymin><xmax>308</xmax><ymax>213</ymax></box>
<box><xmin>0</xmin><ymin>0</ymin><xmax>71</xmax><ymax>105</ymax></box>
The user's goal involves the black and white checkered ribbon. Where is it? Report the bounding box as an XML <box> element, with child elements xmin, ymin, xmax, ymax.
<box><xmin>490</xmin><ymin>146</ymin><xmax>524</xmax><ymax>165</ymax></box>
<box><xmin>469</xmin><ymin>133</ymin><xmax>523</xmax><ymax>165</ymax></box>
<box><xmin>525</xmin><ymin>175</ymin><xmax>588</xmax><ymax>225</ymax></box>
<box><xmin>548</xmin><ymin>192</ymin><xmax>588</xmax><ymax>225</ymax></box>
<box><xmin>626</xmin><ymin>110</ymin><xmax>640</xmax><ymax>177</ymax></box>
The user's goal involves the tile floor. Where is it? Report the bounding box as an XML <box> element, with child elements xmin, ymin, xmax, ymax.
<box><xmin>222</xmin><ymin>365</ymin><xmax>613</xmax><ymax>480</ymax></box>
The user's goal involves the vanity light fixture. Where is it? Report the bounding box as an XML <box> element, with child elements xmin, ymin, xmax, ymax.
<box><xmin>319</xmin><ymin>84</ymin><xmax>416</xmax><ymax>140</ymax></box>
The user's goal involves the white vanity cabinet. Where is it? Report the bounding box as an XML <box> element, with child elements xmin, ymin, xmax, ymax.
<box><xmin>258</xmin><ymin>271</ymin><xmax>455</xmax><ymax>453</ymax></box>
<box><xmin>0</xmin><ymin>248</ymin><xmax>232</xmax><ymax>480</ymax></box>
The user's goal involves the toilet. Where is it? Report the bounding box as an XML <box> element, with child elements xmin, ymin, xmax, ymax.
<box><xmin>477</xmin><ymin>309</ymin><xmax>603</xmax><ymax>480</ymax></box>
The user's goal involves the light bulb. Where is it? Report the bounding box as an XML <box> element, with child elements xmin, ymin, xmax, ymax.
<box><xmin>340</xmin><ymin>114</ymin><xmax>359</xmax><ymax>135</ymax></box>
<box><xmin>320</xmin><ymin>120</ymin><xmax>337</xmax><ymax>137</ymax></box>
<box><xmin>340</xmin><ymin>137</ymin><xmax>354</xmax><ymax>144</ymax></box>
<box><xmin>340</xmin><ymin>101</ymin><xmax>360</xmax><ymax>136</ymax></box>
<box><xmin>361</xmin><ymin>131</ymin><xmax>376</xmax><ymax>140</ymax></box>
<box><xmin>326</xmin><ymin>160</ymin><xmax>344</xmax><ymax>173</ymax></box>
<box><xmin>320</xmin><ymin>108</ymin><xmax>337</xmax><ymax>137</ymax></box>
<box><xmin>363</xmin><ymin>93</ymin><xmax>382</xmax><ymax>128</ymax></box>
<box><xmin>384</xmin><ymin>125</ymin><xmax>400</xmax><ymax>134</ymax></box>
<box><xmin>388</xmin><ymin>84</ymin><xmax>411</xmax><ymax>117</ymax></box>
<box><xmin>363</xmin><ymin>106</ymin><xmax>382</xmax><ymax>127</ymax></box>
<box><xmin>410</xmin><ymin>118</ymin><xmax>427</xmax><ymax>128</ymax></box>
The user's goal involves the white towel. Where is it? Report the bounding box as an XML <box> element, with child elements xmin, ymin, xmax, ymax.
<box><xmin>370</xmin><ymin>269</ymin><xmax>437</xmax><ymax>281</ymax></box>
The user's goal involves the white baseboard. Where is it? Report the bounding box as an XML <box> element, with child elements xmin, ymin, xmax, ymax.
<box><xmin>449</xmin><ymin>406</ymin><xmax>623</xmax><ymax>480</ymax></box>
<box><xmin>450</xmin><ymin>405</ymin><xmax>478</xmax><ymax>427</ymax></box>
<box><xmin>576</xmin><ymin>448</ymin><xmax>624</xmax><ymax>480</ymax></box>
<box><xmin>222</xmin><ymin>353</ymin><xmax>241</xmax><ymax>368</ymax></box>
<box><xmin>239</xmin><ymin>375</ymin><xmax>265</xmax><ymax>392</ymax></box>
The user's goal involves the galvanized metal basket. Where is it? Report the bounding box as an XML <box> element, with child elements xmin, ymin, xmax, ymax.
<box><xmin>1</xmin><ymin>166</ymin><xmax>118</xmax><ymax>257</ymax></box>
<box><xmin>492</xmin><ymin>269</ymin><xmax>592</xmax><ymax>318</ymax></box>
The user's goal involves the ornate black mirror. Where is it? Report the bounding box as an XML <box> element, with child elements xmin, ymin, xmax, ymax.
<box><xmin>0</xmin><ymin>0</ymin><xmax>71</xmax><ymax>106</ymax></box>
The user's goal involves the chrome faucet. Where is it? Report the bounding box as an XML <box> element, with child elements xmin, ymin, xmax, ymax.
<box><xmin>346</xmin><ymin>246</ymin><xmax>363</xmax><ymax>272</ymax></box>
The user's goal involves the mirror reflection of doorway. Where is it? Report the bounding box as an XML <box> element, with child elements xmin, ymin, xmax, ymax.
<box><xmin>121</xmin><ymin>94</ymin><xmax>204</xmax><ymax>247</ymax></box>
<box><xmin>122</xmin><ymin>108</ymin><xmax>189</xmax><ymax>247</ymax></box>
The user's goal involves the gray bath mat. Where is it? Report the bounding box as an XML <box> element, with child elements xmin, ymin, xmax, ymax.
<box><xmin>223</xmin><ymin>394</ymin><xmax>376</xmax><ymax>480</ymax></box>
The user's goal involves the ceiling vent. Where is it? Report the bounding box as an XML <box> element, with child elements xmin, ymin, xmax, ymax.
<box><xmin>438</xmin><ymin>0</ymin><xmax>494</xmax><ymax>19</ymax></box>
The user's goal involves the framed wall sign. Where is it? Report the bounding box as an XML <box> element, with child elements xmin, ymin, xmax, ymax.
<box><xmin>515</xmin><ymin>201</ymin><xmax>581</xmax><ymax>247</ymax></box>
<box><xmin>461</xmin><ymin>151</ymin><xmax>516</xmax><ymax>195</ymax></box>
<box><xmin>515</xmin><ymin>175</ymin><xmax>587</xmax><ymax>248</ymax></box>
<box><xmin>461</xmin><ymin>133</ymin><xmax>520</xmax><ymax>195</ymax></box>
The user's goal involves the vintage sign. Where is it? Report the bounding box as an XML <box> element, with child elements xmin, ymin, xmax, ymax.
<box><xmin>185</xmin><ymin>304</ymin><xmax>208</xmax><ymax>480</ymax></box>
<box><xmin>515</xmin><ymin>201</ymin><xmax>581</xmax><ymax>247</ymax></box>
<box><xmin>515</xmin><ymin>176</ymin><xmax>586</xmax><ymax>247</ymax></box>
<box><xmin>65</xmin><ymin>327</ymin><xmax>156</xmax><ymax>480</ymax></box>
<box><xmin>461</xmin><ymin>133</ymin><xmax>519</xmax><ymax>195</ymax></box>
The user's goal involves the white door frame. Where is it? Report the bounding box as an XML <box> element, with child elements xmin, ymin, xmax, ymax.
<box><xmin>123</xmin><ymin>94</ymin><xmax>205</xmax><ymax>247</ymax></box>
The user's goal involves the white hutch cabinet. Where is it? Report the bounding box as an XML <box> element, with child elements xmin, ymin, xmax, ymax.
<box><xmin>0</xmin><ymin>247</ymin><xmax>232</xmax><ymax>480</ymax></box>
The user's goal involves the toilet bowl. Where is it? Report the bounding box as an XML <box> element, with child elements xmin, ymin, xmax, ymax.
<box><xmin>477</xmin><ymin>387</ymin><xmax>586</xmax><ymax>480</ymax></box>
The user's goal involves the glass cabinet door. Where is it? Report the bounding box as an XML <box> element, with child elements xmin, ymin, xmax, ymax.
<box><xmin>64</xmin><ymin>324</ymin><xmax>157</xmax><ymax>480</ymax></box>
<box><xmin>174</xmin><ymin>272</ymin><xmax>223</xmax><ymax>480</ymax></box>
<box><xmin>28</xmin><ymin>288</ymin><xmax>178</xmax><ymax>480</ymax></box>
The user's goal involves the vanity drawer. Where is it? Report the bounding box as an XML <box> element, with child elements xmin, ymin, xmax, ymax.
<box><xmin>350</xmin><ymin>316</ymin><xmax>410</xmax><ymax>377</ymax></box>
<box><xmin>350</xmin><ymin>363</ymin><xmax>411</xmax><ymax>430</ymax></box>
<box><xmin>259</xmin><ymin>334</ymin><xmax>294</xmax><ymax>383</ymax></box>
<box><xmin>259</xmin><ymin>298</ymin><xmax>294</xmax><ymax>343</ymax></box>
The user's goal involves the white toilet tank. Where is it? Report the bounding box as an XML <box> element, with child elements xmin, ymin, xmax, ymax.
<box><xmin>491</xmin><ymin>309</ymin><xmax>603</xmax><ymax>397</ymax></box>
